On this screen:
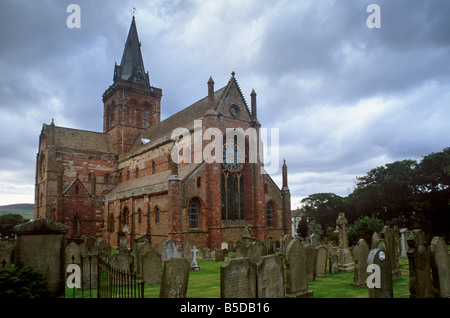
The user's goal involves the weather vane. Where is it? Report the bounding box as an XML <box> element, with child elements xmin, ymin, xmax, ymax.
<box><xmin>130</xmin><ymin>7</ymin><xmax>137</xmax><ymax>17</ymax></box>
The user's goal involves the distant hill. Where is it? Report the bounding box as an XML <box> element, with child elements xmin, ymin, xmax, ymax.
<box><xmin>0</xmin><ymin>203</ymin><xmax>34</xmax><ymax>219</ymax></box>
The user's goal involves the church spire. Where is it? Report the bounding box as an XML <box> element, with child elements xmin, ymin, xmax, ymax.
<box><xmin>114</xmin><ymin>16</ymin><xmax>150</xmax><ymax>86</ymax></box>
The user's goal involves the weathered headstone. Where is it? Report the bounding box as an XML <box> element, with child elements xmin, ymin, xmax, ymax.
<box><xmin>371</xmin><ymin>232</ymin><xmax>381</xmax><ymax>249</ymax></box>
<box><xmin>182</xmin><ymin>241</ymin><xmax>193</xmax><ymax>263</ymax></box>
<box><xmin>65</xmin><ymin>242</ymin><xmax>81</xmax><ymax>265</ymax></box>
<box><xmin>430</xmin><ymin>236</ymin><xmax>450</xmax><ymax>298</ymax></box>
<box><xmin>381</xmin><ymin>226</ymin><xmax>401</xmax><ymax>281</ymax></box>
<box><xmin>163</xmin><ymin>239</ymin><xmax>178</xmax><ymax>261</ymax></box>
<box><xmin>336</xmin><ymin>213</ymin><xmax>354</xmax><ymax>272</ymax></box>
<box><xmin>13</xmin><ymin>218</ymin><xmax>69</xmax><ymax>297</ymax></box>
<box><xmin>285</xmin><ymin>239</ymin><xmax>314</xmax><ymax>298</ymax></box>
<box><xmin>81</xmin><ymin>254</ymin><xmax>98</xmax><ymax>289</ymax></box>
<box><xmin>407</xmin><ymin>229</ymin><xmax>434</xmax><ymax>298</ymax></box>
<box><xmin>315</xmin><ymin>246</ymin><xmax>328</xmax><ymax>277</ymax></box>
<box><xmin>202</xmin><ymin>247</ymin><xmax>213</xmax><ymax>260</ymax></box>
<box><xmin>221</xmin><ymin>242</ymin><xmax>229</xmax><ymax>251</ymax></box>
<box><xmin>247</xmin><ymin>240</ymin><xmax>264</xmax><ymax>264</ymax></box>
<box><xmin>351</xmin><ymin>239</ymin><xmax>369</xmax><ymax>287</ymax></box>
<box><xmin>367</xmin><ymin>248</ymin><xmax>393</xmax><ymax>298</ymax></box>
<box><xmin>256</xmin><ymin>254</ymin><xmax>285</xmax><ymax>298</ymax></box>
<box><xmin>399</xmin><ymin>228</ymin><xmax>410</xmax><ymax>258</ymax></box>
<box><xmin>304</xmin><ymin>243</ymin><xmax>316</xmax><ymax>282</ymax></box>
<box><xmin>160</xmin><ymin>258</ymin><xmax>190</xmax><ymax>298</ymax></box>
<box><xmin>142</xmin><ymin>250</ymin><xmax>162</xmax><ymax>285</ymax></box>
<box><xmin>220</xmin><ymin>257</ymin><xmax>256</xmax><ymax>298</ymax></box>
<box><xmin>215</xmin><ymin>248</ymin><xmax>226</xmax><ymax>262</ymax></box>
<box><xmin>109</xmin><ymin>252</ymin><xmax>132</xmax><ymax>273</ymax></box>
<box><xmin>280</xmin><ymin>234</ymin><xmax>293</xmax><ymax>257</ymax></box>
<box><xmin>310</xmin><ymin>233</ymin><xmax>320</xmax><ymax>248</ymax></box>
<box><xmin>263</xmin><ymin>239</ymin><xmax>275</xmax><ymax>255</ymax></box>
<box><xmin>135</xmin><ymin>241</ymin><xmax>153</xmax><ymax>275</ymax></box>
<box><xmin>329</xmin><ymin>247</ymin><xmax>339</xmax><ymax>274</ymax></box>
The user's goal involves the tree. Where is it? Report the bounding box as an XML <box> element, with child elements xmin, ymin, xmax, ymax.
<box><xmin>347</xmin><ymin>216</ymin><xmax>384</xmax><ymax>247</ymax></box>
<box><xmin>301</xmin><ymin>193</ymin><xmax>347</xmax><ymax>233</ymax></box>
<box><xmin>0</xmin><ymin>214</ymin><xmax>27</xmax><ymax>238</ymax></box>
<box><xmin>0</xmin><ymin>263</ymin><xmax>53</xmax><ymax>298</ymax></box>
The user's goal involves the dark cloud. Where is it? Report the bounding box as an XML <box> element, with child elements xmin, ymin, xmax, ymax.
<box><xmin>0</xmin><ymin>0</ymin><xmax>449</xmax><ymax>206</ymax></box>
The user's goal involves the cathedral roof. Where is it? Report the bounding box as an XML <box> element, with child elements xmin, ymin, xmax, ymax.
<box><xmin>50</xmin><ymin>125</ymin><xmax>114</xmax><ymax>154</ymax></box>
<box><xmin>113</xmin><ymin>16</ymin><xmax>150</xmax><ymax>86</ymax></box>
<box><xmin>105</xmin><ymin>162</ymin><xmax>202</xmax><ymax>199</ymax></box>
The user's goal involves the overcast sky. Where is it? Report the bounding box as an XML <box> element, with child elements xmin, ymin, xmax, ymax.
<box><xmin>1</xmin><ymin>0</ymin><xmax>449</xmax><ymax>208</ymax></box>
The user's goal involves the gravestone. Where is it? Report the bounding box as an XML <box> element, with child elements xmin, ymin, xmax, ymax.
<box><xmin>407</xmin><ymin>229</ymin><xmax>434</xmax><ymax>298</ymax></box>
<box><xmin>135</xmin><ymin>241</ymin><xmax>153</xmax><ymax>276</ymax></box>
<box><xmin>163</xmin><ymin>239</ymin><xmax>178</xmax><ymax>261</ymax></box>
<box><xmin>221</xmin><ymin>242</ymin><xmax>229</xmax><ymax>250</ymax></box>
<box><xmin>220</xmin><ymin>257</ymin><xmax>256</xmax><ymax>298</ymax></box>
<box><xmin>13</xmin><ymin>218</ymin><xmax>69</xmax><ymax>297</ymax></box>
<box><xmin>65</xmin><ymin>242</ymin><xmax>81</xmax><ymax>265</ymax></box>
<box><xmin>371</xmin><ymin>232</ymin><xmax>380</xmax><ymax>250</ymax></box>
<box><xmin>202</xmin><ymin>247</ymin><xmax>213</xmax><ymax>260</ymax></box>
<box><xmin>430</xmin><ymin>236</ymin><xmax>450</xmax><ymax>298</ymax></box>
<box><xmin>215</xmin><ymin>248</ymin><xmax>226</xmax><ymax>262</ymax></box>
<box><xmin>81</xmin><ymin>254</ymin><xmax>98</xmax><ymax>289</ymax></box>
<box><xmin>336</xmin><ymin>213</ymin><xmax>354</xmax><ymax>272</ymax></box>
<box><xmin>381</xmin><ymin>226</ymin><xmax>401</xmax><ymax>281</ymax></box>
<box><xmin>0</xmin><ymin>239</ymin><xmax>15</xmax><ymax>268</ymax></box>
<box><xmin>263</xmin><ymin>239</ymin><xmax>275</xmax><ymax>255</ymax></box>
<box><xmin>247</xmin><ymin>240</ymin><xmax>264</xmax><ymax>264</ymax></box>
<box><xmin>79</xmin><ymin>242</ymin><xmax>89</xmax><ymax>257</ymax></box>
<box><xmin>280</xmin><ymin>234</ymin><xmax>293</xmax><ymax>257</ymax></box>
<box><xmin>399</xmin><ymin>228</ymin><xmax>410</xmax><ymax>258</ymax></box>
<box><xmin>285</xmin><ymin>239</ymin><xmax>314</xmax><ymax>298</ymax></box>
<box><xmin>310</xmin><ymin>233</ymin><xmax>320</xmax><ymax>248</ymax></box>
<box><xmin>182</xmin><ymin>241</ymin><xmax>193</xmax><ymax>263</ymax></box>
<box><xmin>83</xmin><ymin>235</ymin><xmax>97</xmax><ymax>250</ymax></box>
<box><xmin>110</xmin><ymin>252</ymin><xmax>132</xmax><ymax>273</ymax></box>
<box><xmin>367</xmin><ymin>248</ymin><xmax>393</xmax><ymax>298</ymax></box>
<box><xmin>329</xmin><ymin>247</ymin><xmax>339</xmax><ymax>274</ymax></box>
<box><xmin>256</xmin><ymin>254</ymin><xmax>284</xmax><ymax>298</ymax></box>
<box><xmin>304</xmin><ymin>244</ymin><xmax>316</xmax><ymax>281</ymax></box>
<box><xmin>142</xmin><ymin>250</ymin><xmax>162</xmax><ymax>285</ymax></box>
<box><xmin>191</xmin><ymin>246</ymin><xmax>200</xmax><ymax>272</ymax></box>
<box><xmin>351</xmin><ymin>239</ymin><xmax>369</xmax><ymax>287</ymax></box>
<box><xmin>227</xmin><ymin>241</ymin><xmax>235</xmax><ymax>253</ymax></box>
<box><xmin>160</xmin><ymin>258</ymin><xmax>190</xmax><ymax>298</ymax></box>
<box><xmin>155</xmin><ymin>239</ymin><xmax>165</xmax><ymax>259</ymax></box>
<box><xmin>315</xmin><ymin>246</ymin><xmax>327</xmax><ymax>277</ymax></box>
<box><xmin>119</xmin><ymin>235</ymin><xmax>127</xmax><ymax>249</ymax></box>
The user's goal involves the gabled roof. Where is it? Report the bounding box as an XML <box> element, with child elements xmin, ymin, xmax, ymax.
<box><xmin>50</xmin><ymin>125</ymin><xmax>114</xmax><ymax>154</ymax></box>
<box><xmin>114</xmin><ymin>16</ymin><xmax>150</xmax><ymax>86</ymax></box>
<box><xmin>129</xmin><ymin>73</ymin><xmax>252</xmax><ymax>153</ymax></box>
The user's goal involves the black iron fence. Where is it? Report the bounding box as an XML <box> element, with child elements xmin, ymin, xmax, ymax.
<box><xmin>66</xmin><ymin>254</ymin><xmax>144</xmax><ymax>298</ymax></box>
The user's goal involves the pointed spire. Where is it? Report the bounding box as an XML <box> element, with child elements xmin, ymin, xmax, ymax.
<box><xmin>282</xmin><ymin>159</ymin><xmax>289</xmax><ymax>190</ymax></box>
<box><xmin>114</xmin><ymin>16</ymin><xmax>150</xmax><ymax>85</ymax></box>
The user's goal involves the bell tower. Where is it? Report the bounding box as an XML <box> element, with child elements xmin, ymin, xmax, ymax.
<box><xmin>102</xmin><ymin>16</ymin><xmax>162</xmax><ymax>155</ymax></box>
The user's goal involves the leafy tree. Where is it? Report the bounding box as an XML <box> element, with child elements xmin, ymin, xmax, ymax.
<box><xmin>297</xmin><ymin>216</ymin><xmax>308</xmax><ymax>238</ymax></box>
<box><xmin>301</xmin><ymin>193</ymin><xmax>347</xmax><ymax>233</ymax></box>
<box><xmin>0</xmin><ymin>214</ymin><xmax>27</xmax><ymax>237</ymax></box>
<box><xmin>347</xmin><ymin>216</ymin><xmax>384</xmax><ymax>247</ymax></box>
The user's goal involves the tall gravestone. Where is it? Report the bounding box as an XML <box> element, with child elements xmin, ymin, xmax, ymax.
<box><xmin>182</xmin><ymin>241</ymin><xmax>193</xmax><ymax>263</ymax></box>
<box><xmin>367</xmin><ymin>248</ymin><xmax>393</xmax><ymax>298</ymax></box>
<box><xmin>142</xmin><ymin>250</ymin><xmax>162</xmax><ymax>285</ymax></box>
<box><xmin>256</xmin><ymin>254</ymin><xmax>285</xmax><ymax>298</ymax></box>
<box><xmin>164</xmin><ymin>239</ymin><xmax>178</xmax><ymax>261</ymax></box>
<box><xmin>285</xmin><ymin>239</ymin><xmax>314</xmax><ymax>298</ymax></box>
<box><xmin>336</xmin><ymin>213</ymin><xmax>354</xmax><ymax>272</ymax></box>
<box><xmin>135</xmin><ymin>241</ymin><xmax>153</xmax><ymax>276</ymax></box>
<box><xmin>304</xmin><ymin>243</ymin><xmax>316</xmax><ymax>282</ymax></box>
<box><xmin>315</xmin><ymin>246</ymin><xmax>327</xmax><ymax>277</ymax></box>
<box><xmin>399</xmin><ymin>228</ymin><xmax>410</xmax><ymax>258</ymax></box>
<box><xmin>160</xmin><ymin>258</ymin><xmax>190</xmax><ymax>298</ymax></box>
<box><xmin>351</xmin><ymin>239</ymin><xmax>369</xmax><ymax>287</ymax></box>
<box><xmin>381</xmin><ymin>226</ymin><xmax>401</xmax><ymax>281</ymax></box>
<box><xmin>13</xmin><ymin>218</ymin><xmax>69</xmax><ymax>297</ymax></box>
<box><xmin>220</xmin><ymin>257</ymin><xmax>256</xmax><ymax>298</ymax></box>
<box><xmin>65</xmin><ymin>242</ymin><xmax>81</xmax><ymax>265</ymax></box>
<box><xmin>429</xmin><ymin>236</ymin><xmax>450</xmax><ymax>298</ymax></box>
<box><xmin>407</xmin><ymin>229</ymin><xmax>434</xmax><ymax>298</ymax></box>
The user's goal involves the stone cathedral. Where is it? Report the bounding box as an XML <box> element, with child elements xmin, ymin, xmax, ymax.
<box><xmin>34</xmin><ymin>17</ymin><xmax>291</xmax><ymax>249</ymax></box>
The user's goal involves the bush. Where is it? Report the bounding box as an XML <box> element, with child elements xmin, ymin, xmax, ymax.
<box><xmin>347</xmin><ymin>216</ymin><xmax>384</xmax><ymax>247</ymax></box>
<box><xmin>0</xmin><ymin>263</ymin><xmax>53</xmax><ymax>298</ymax></box>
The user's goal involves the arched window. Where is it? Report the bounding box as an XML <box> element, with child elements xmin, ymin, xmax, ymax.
<box><xmin>264</xmin><ymin>183</ymin><xmax>269</xmax><ymax>194</ymax></box>
<box><xmin>221</xmin><ymin>172</ymin><xmax>244</xmax><ymax>221</ymax></box>
<box><xmin>108</xmin><ymin>213</ymin><xmax>115</xmax><ymax>233</ymax></box>
<box><xmin>188</xmin><ymin>199</ymin><xmax>200</xmax><ymax>229</ymax></box>
<box><xmin>266</xmin><ymin>202</ymin><xmax>274</xmax><ymax>227</ymax></box>
<box><xmin>122</xmin><ymin>207</ymin><xmax>129</xmax><ymax>227</ymax></box>
<box><xmin>137</xmin><ymin>208</ymin><xmax>142</xmax><ymax>224</ymax></box>
<box><xmin>151</xmin><ymin>160</ymin><xmax>156</xmax><ymax>174</ymax></box>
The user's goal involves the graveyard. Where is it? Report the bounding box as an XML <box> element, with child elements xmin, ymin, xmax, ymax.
<box><xmin>1</xmin><ymin>213</ymin><xmax>448</xmax><ymax>300</ymax></box>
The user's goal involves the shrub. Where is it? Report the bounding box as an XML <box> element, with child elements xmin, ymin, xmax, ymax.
<box><xmin>347</xmin><ymin>216</ymin><xmax>384</xmax><ymax>247</ymax></box>
<box><xmin>0</xmin><ymin>263</ymin><xmax>53</xmax><ymax>298</ymax></box>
